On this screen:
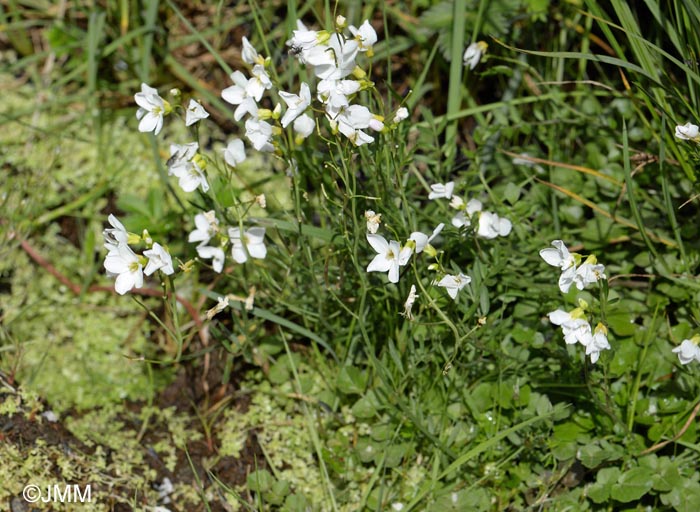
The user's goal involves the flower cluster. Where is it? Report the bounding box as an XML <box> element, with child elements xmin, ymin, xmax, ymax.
<box><xmin>216</xmin><ymin>17</ymin><xmax>406</xmax><ymax>152</ymax></box>
<box><xmin>540</xmin><ymin>241</ymin><xmax>609</xmax><ymax>363</ymax></box>
<box><xmin>103</xmin><ymin>215</ymin><xmax>174</xmax><ymax>295</ymax></box>
<box><xmin>429</xmin><ymin>181</ymin><xmax>512</xmax><ymax>239</ymax></box>
<box><xmin>548</xmin><ymin>302</ymin><xmax>610</xmax><ymax>364</ymax></box>
<box><xmin>540</xmin><ymin>240</ymin><xmax>606</xmax><ymax>293</ymax></box>
<box><xmin>188</xmin><ymin>211</ymin><xmax>267</xmax><ymax>273</ymax></box>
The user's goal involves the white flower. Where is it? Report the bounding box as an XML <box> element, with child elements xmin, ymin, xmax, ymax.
<box><xmin>170</xmin><ymin>158</ymin><xmax>209</xmax><ymax>193</ymax></box>
<box><xmin>280</xmin><ymin>82</ymin><xmax>311</xmax><ymax>128</ymax></box>
<box><xmin>306</xmin><ymin>33</ymin><xmax>359</xmax><ymax>80</ymax></box>
<box><xmin>402</xmin><ymin>284</ymin><xmax>418</xmax><ymax>320</ymax></box>
<box><xmin>330</xmin><ymin>104</ymin><xmax>375</xmax><ymax>146</ymax></box>
<box><xmin>428</xmin><ymin>182</ymin><xmax>454</xmax><ymax>200</ymax></box>
<box><xmin>241</xmin><ymin>36</ymin><xmax>264</xmax><ymax>65</ymax></box>
<box><xmin>393</xmin><ymin>107</ymin><xmax>409</xmax><ymax>123</ymax></box>
<box><xmin>229</xmin><ymin>227</ymin><xmax>267</xmax><ymax>263</ymax></box>
<box><xmin>104</xmin><ymin>243</ymin><xmax>143</xmax><ymax>295</ymax></box>
<box><xmin>197</xmin><ymin>245</ymin><xmax>225</xmax><ymax>273</ymax></box>
<box><xmin>185</xmin><ymin>99</ymin><xmax>209</xmax><ymax>126</ymax></box>
<box><xmin>104</xmin><ymin>214</ymin><xmax>129</xmax><ymax>251</ymax></box>
<box><xmin>540</xmin><ymin>240</ymin><xmax>577</xmax><ymax>293</ymax></box>
<box><xmin>317</xmin><ymin>79</ymin><xmax>360</xmax><ymax>114</ymax></box>
<box><xmin>449</xmin><ymin>195</ymin><xmax>465</xmax><ymax>210</ymax></box>
<box><xmin>143</xmin><ymin>243</ymin><xmax>174</xmax><ymax>276</ymax></box>
<box><xmin>246</xmin><ymin>64</ymin><xmax>272</xmax><ymax>101</ymax></box>
<box><xmin>463</xmin><ymin>41</ymin><xmax>487</xmax><ymax>70</ymax></box>
<box><xmin>364</xmin><ymin>210</ymin><xmax>382</xmax><ymax>234</ymax></box>
<box><xmin>573</xmin><ymin>257</ymin><xmax>606</xmax><ymax>290</ymax></box>
<box><xmin>548</xmin><ymin>309</ymin><xmax>591</xmax><ymax>346</ymax></box>
<box><xmin>245</xmin><ymin>118</ymin><xmax>275</xmax><ymax>152</ymax></box>
<box><xmin>672</xmin><ymin>337</ymin><xmax>700</xmax><ymax>365</ymax></box>
<box><xmin>349</xmin><ymin>20</ymin><xmax>378</xmax><ymax>55</ymax></box>
<box><xmin>167</xmin><ymin>143</ymin><xmax>208</xmax><ymax>193</ymax></box>
<box><xmin>409</xmin><ymin>223</ymin><xmax>444</xmax><ymax>253</ymax></box>
<box><xmin>293</xmin><ymin>114</ymin><xmax>315</xmax><ymax>141</ymax></box>
<box><xmin>366</xmin><ymin>233</ymin><xmax>412</xmax><ymax>284</ymax></box>
<box><xmin>135</xmin><ymin>83</ymin><xmax>170</xmax><ymax>135</ymax></box>
<box><xmin>540</xmin><ymin>240</ymin><xmax>575</xmax><ymax>270</ymax></box>
<box><xmin>585</xmin><ymin>323</ymin><xmax>610</xmax><ymax>364</ymax></box>
<box><xmin>188</xmin><ymin>211</ymin><xmax>219</xmax><ymax>246</ymax></box>
<box><xmin>224</xmin><ymin>138</ymin><xmax>246</xmax><ymax>167</ymax></box>
<box><xmin>436</xmin><ymin>273</ymin><xmax>471</xmax><ymax>300</ymax></box>
<box><xmin>476</xmin><ymin>211</ymin><xmax>512</xmax><ymax>239</ymax></box>
<box><xmin>222</xmin><ymin>71</ymin><xmax>259</xmax><ymax>121</ymax></box>
<box><xmin>286</xmin><ymin>21</ymin><xmax>328</xmax><ymax>63</ymax></box>
<box><xmin>675</xmin><ymin>122</ymin><xmax>700</xmax><ymax>141</ymax></box>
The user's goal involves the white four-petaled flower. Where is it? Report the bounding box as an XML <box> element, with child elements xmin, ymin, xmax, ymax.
<box><xmin>143</xmin><ymin>243</ymin><xmax>175</xmax><ymax>276</ymax></box>
<box><xmin>135</xmin><ymin>83</ymin><xmax>170</xmax><ymax>135</ymax></box>
<box><xmin>366</xmin><ymin>233</ymin><xmax>412</xmax><ymax>284</ymax></box>
<box><xmin>185</xmin><ymin>99</ymin><xmax>209</xmax><ymax>126</ymax></box>
<box><xmin>104</xmin><ymin>243</ymin><xmax>144</xmax><ymax>295</ymax></box>
<box><xmin>229</xmin><ymin>227</ymin><xmax>267</xmax><ymax>263</ymax></box>
<box><xmin>436</xmin><ymin>273</ymin><xmax>471</xmax><ymax>300</ymax></box>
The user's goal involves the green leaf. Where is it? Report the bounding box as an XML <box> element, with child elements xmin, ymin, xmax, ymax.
<box><xmin>247</xmin><ymin>469</ymin><xmax>274</xmax><ymax>493</ymax></box>
<box><xmin>610</xmin><ymin>467</ymin><xmax>655</xmax><ymax>503</ymax></box>
<box><xmin>337</xmin><ymin>366</ymin><xmax>368</xmax><ymax>395</ymax></box>
<box><xmin>588</xmin><ymin>467</ymin><xmax>621</xmax><ymax>503</ymax></box>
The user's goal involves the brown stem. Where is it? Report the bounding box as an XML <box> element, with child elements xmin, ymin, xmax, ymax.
<box><xmin>639</xmin><ymin>401</ymin><xmax>700</xmax><ymax>456</ymax></box>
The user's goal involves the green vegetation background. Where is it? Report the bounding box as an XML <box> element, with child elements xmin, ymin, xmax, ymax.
<box><xmin>3</xmin><ymin>0</ymin><xmax>700</xmax><ymax>511</ymax></box>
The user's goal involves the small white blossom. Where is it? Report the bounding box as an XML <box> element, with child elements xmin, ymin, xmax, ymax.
<box><xmin>306</xmin><ymin>33</ymin><xmax>359</xmax><ymax>80</ymax></box>
<box><xmin>293</xmin><ymin>113</ymin><xmax>315</xmax><ymax>141</ymax></box>
<box><xmin>245</xmin><ymin>118</ymin><xmax>275</xmax><ymax>152</ymax></box>
<box><xmin>409</xmin><ymin>223</ymin><xmax>444</xmax><ymax>253</ymax></box>
<box><xmin>222</xmin><ymin>71</ymin><xmax>259</xmax><ymax>121</ymax></box>
<box><xmin>241</xmin><ymin>36</ymin><xmax>264</xmax><ymax>65</ymax></box>
<box><xmin>197</xmin><ymin>245</ymin><xmax>225</xmax><ymax>273</ymax></box>
<box><xmin>672</xmin><ymin>337</ymin><xmax>700</xmax><ymax>365</ymax></box>
<box><xmin>104</xmin><ymin>243</ymin><xmax>144</xmax><ymax>295</ymax></box>
<box><xmin>428</xmin><ymin>182</ymin><xmax>454</xmax><ymax>200</ymax></box>
<box><xmin>188</xmin><ymin>211</ymin><xmax>219</xmax><ymax>246</ymax></box>
<box><xmin>586</xmin><ymin>323</ymin><xmax>611</xmax><ymax>364</ymax></box>
<box><xmin>246</xmin><ymin>64</ymin><xmax>272</xmax><ymax>101</ymax></box>
<box><xmin>436</xmin><ymin>273</ymin><xmax>471</xmax><ymax>300</ymax></box>
<box><xmin>477</xmin><ymin>211</ymin><xmax>512</xmax><ymax>239</ymax></box>
<box><xmin>104</xmin><ymin>214</ymin><xmax>129</xmax><ymax>252</ymax></box>
<box><xmin>280</xmin><ymin>82</ymin><xmax>311</xmax><ymax>128</ymax></box>
<box><xmin>548</xmin><ymin>309</ymin><xmax>591</xmax><ymax>346</ymax></box>
<box><xmin>540</xmin><ymin>240</ymin><xmax>577</xmax><ymax>294</ymax></box>
<box><xmin>573</xmin><ymin>257</ymin><xmax>606</xmax><ymax>290</ymax></box>
<box><xmin>349</xmin><ymin>20</ymin><xmax>377</xmax><ymax>55</ymax></box>
<box><xmin>366</xmin><ymin>233</ymin><xmax>412</xmax><ymax>284</ymax></box>
<box><xmin>135</xmin><ymin>83</ymin><xmax>170</xmax><ymax>135</ymax></box>
<box><xmin>185</xmin><ymin>99</ymin><xmax>209</xmax><ymax>126</ymax></box>
<box><xmin>143</xmin><ymin>243</ymin><xmax>174</xmax><ymax>276</ymax></box>
<box><xmin>364</xmin><ymin>210</ymin><xmax>382</xmax><ymax>234</ymax></box>
<box><xmin>675</xmin><ymin>122</ymin><xmax>700</xmax><ymax>141</ymax></box>
<box><xmin>393</xmin><ymin>107</ymin><xmax>409</xmax><ymax>123</ymax></box>
<box><xmin>229</xmin><ymin>227</ymin><xmax>267</xmax><ymax>263</ymax></box>
<box><xmin>224</xmin><ymin>138</ymin><xmax>246</xmax><ymax>167</ymax></box>
<box><xmin>463</xmin><ymin>41</ymin><xmax>488</xmax><ymax>70</ymax></box>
